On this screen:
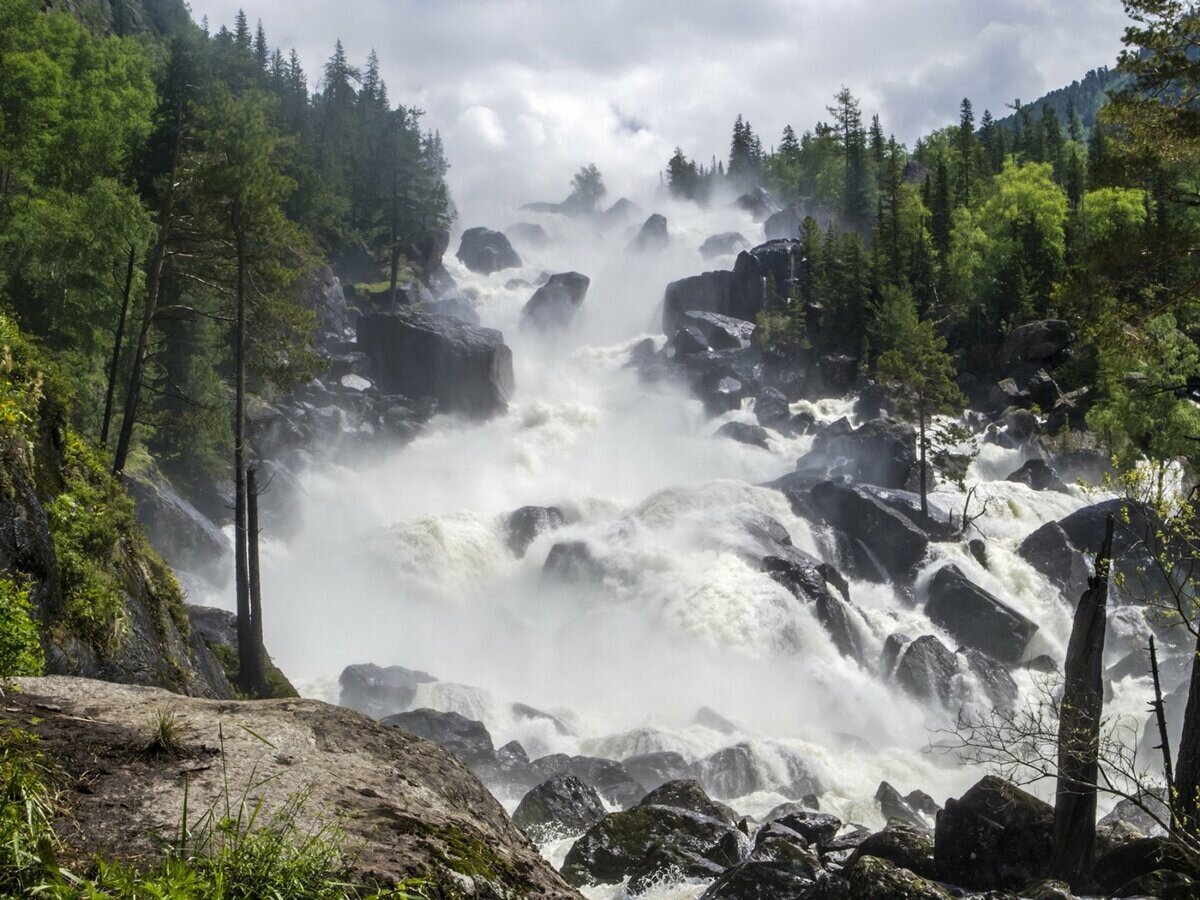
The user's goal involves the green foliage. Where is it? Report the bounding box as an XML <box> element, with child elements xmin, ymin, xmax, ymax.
<box><xmin>0</xmin><ymin>578</ymin><xmax>43</xmax><ymax>677</ymax></box>
<box><xmin>569</xmin><ymin>163</ymin><xmax>605</xmax><ymax>210</ymax></box>
<box><xmin>875</xmin><ymin>287</ymin><xmax>964</xmax><ymax>424</ymax></box>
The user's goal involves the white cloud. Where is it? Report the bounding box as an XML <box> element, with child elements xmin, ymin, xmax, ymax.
<box><xmin>189</xmin><ymin>0</ymin><xmax>1130</xmax><ymax>224</ymax></box>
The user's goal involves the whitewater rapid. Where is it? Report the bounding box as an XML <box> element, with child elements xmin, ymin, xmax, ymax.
<box><xmin>215</xmin><ymin>191</ymin><xmax>1156</xmax><ymax>898</ymax></box>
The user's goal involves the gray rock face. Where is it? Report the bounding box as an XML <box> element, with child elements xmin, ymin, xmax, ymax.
<box><xmin>717</xmin><ymin>421</ymin><xmax>771</xmax><ymax>449</ymax></box>
<box><xmin>531</xmin><ymin>754</ymin><xmax>646</xmax><ymax>809</ymax></box>
<box><xmin>512</xmin><ymin>773</ymin><xmax>607</xmax><ymax>841</ymax></box>
<box><xmin>456</xmin><ymin>226</ymin><xmax>522</xmax><ymax>274</ymax></box>
<box><xmin>700</xmin><ymin>232</ymin><xmax>749</xmax><ymax>259</ymax></box>
<box><xmin>804</xmin><ymin>417</ymin><xmax>917</xmax><ymax>489</ymax></box>
<box><xmin>506</xmin><ymin>505</ymin><xmax>567</xmax><ymax>558</ymax></box>
<box><xmin>520</xmin><ymin>272</ymin><xmax>591</xmax><ymax>333</ymax></box>
<box><xmin>809</xmin><ymin>481</ymin><xmax>929</xmax><ymax>582</ymax></box>
<box><xmin>125</xmin><ymin>464</ymin><xmax>230</xmax><ymax>583</ymax></box>
<box><xmin>763</xmin><ymin>555</ymin><xmax>862</xmax><ymax>662</ymax></box>
<box><xmin>629</xmin><ymin>213</ymin><xmax>669</xmax><ymax>252</ymax></box>
<box><xmin>735</xmin><ymin>187</ymin><xmax>779</xmax><ymax>221</ymax></box>
<box><xmin>637</xmin><ymin>779</ymin><xmax>738</xmax><ymax>826</ymax></box>
<box><xmin>662</xmin><ymin>270</ymin><xmax>736</xmax><ymax>334</ymax></box>
<box><xmin>381</xmin><ymin>708</ymin><xmax>495</xmax><ymax>767</ymax></box>
<box><xmin>356</xmin><ymin>308</ymin><xmax>514</xmax><ymax>419</ymax></box>
<box><xmin>925</xmin><ymin>564</ymin><xmax>1038</xmax><ymax>664</ymax></box>
<box><xmin>338</xmin><ymin>663</ymin><xmax>437</xmax><ymax>718</ymax></box>
<box><xmin>683</xmin><ymin>311</ymin><xmax>756</xmax><ymax>350</ymax></box>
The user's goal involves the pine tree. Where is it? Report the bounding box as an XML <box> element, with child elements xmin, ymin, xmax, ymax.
<box><xmin>956</xmin><ymin>98</ymin><xmax>976</xmax><ymax>206</ymax></box>
<box><xmin>253</xmin><ymin>20</ymin><xmax>268</xmax><ymax>70</ymax></box>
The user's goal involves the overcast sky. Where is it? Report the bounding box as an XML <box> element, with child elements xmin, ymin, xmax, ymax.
<box><xmin>186</xmin><ymin>0</ymin><xmax>1132</xmax><ymax>222</ymax></box>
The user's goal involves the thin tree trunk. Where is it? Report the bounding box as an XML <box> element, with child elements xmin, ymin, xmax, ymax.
<box><xmin>1051</xmin><ymin>512</ymin><xmax>1114</xmax><ymax>890</ymax></box>
<box><xmin>1150</xmin><ymin>636</ymin><xmax>1176</xmax><ymax>827</ymax></box>
<box><xmin>1174</xmin><ymin>608</ymin><xmax>1200</xmax><ymax>831</ymax></box>
<box><xmin>233</xmin><ymin>203</ymin><xmax>253</xmax><ymax>697</ymax></box>
<box><xmin>101</xmin><ymin>246</ymin><xmax>137</xmax><ymax>449</ymax></box>
<box><xmin>918</xmin><ymin>403</ymin><xmax>928</xmax><ymax>521</ymax></box>
<box><xmin>113</xmin><ymin>123</ymin><xmax>182</xmax><ymax>478</ymax></box>
<box><xmin>247</xmin><ymin>465</ymin><xmax>268</xmax><ymax>697</ymax></box>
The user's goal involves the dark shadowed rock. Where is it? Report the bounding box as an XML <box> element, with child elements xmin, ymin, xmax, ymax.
<box><xmin>381</xmin><ymin>708</ymin><xmax>495</xmax><ymax>767</ymax></box>
<box><xmin>735</xmin><ymin>187</ymin><xmax>779</xmax><ymax>221</ymax></box>
<box><xmin>623</xmin><ymin>751</ymin><xmax>690</xmax><ymax>792</ymax></box>
<box><xmin>684</xmin><ymin>310</ymin><xmax>756</xmax><ymax>350</ymax></box>
<box><xmin>688</xmin><ymin>745</ymin><xmax>761</xmax><ymax>799</ymax></box>
<box><xmin>763</xmin><ymin>555</ymin><xmax>862</xmax><ymax>661</ymax></box>
<box><xmin>731</xmin><ymin>240</ymin><xmax>802</xmax><ymax>323</ymax></box>
<box><xmin>628</xmin><ymin>845</ymin><xmax>727</xmax><ymax>893</ymax></box>
<box><xmin>700</xmin><ymin>861</ymin><xmax>828</xmax><ymax>898</ymax></box>
<box><xmin>357</xmin><ymin>309</ymin><xmax>513</xmax><ymax>419</ymax></box>
<box><xmin>506</xmin><ymin>505</ymin><xmax>567</xmax><ymax>558</ymax></box>
<box><xmin>531</xmin><ymin>754</ymin><xmax>645</xmax><ymax>809</ymax></box>
<box><xmin>1006</xmin><ymin>459</ymin><xmax>1069</xmax><ymax>493</ymax></box>
<box><xmin>1095</xmin><ymin>836</ymin><xmax>1197</xmax><ymax>894</ymax></box>
<box><xmin>809</xmin><ymin>481</ymin><xmax>929</xmax><ymax>582</ymax></box>
<box><xmin>700</xmin><ymin>232</ymin><xmax>750</xmax><ymax>259</ymax></box>
<box><xmin>638</xmin><ymin>779</ymin><xmax>738</xmax><ymax>825</ymax></box>
<box><xmin>889</xmin><ymin>634</ymin><xmax>958</xmax><ymax>705</ymax></box>
<box><xmin>925</xmin><ymin>564</ymin><xmax>1038</xmax><ymax>664</ymax></box>
<box><xmin>629</xmin><ymin>213</ymin><xmax>669</xmax><ymax>252</ymax></box>
<box><xmin>542</xmin><ymin>541</ymin><xmax>606</xmax><ymax>585</ymax></box>
<box><xmin>763</xmin><ymin>201</ymin><xmax>810</xmax><ymax>241</ymax></box>
<box><xmin>934</xmin><ymin>775</ymin><xmax>1053</xmax><ymax>891</ymax></box>
<box><xmin>848</xmin><ymin>855</ymin><xmax>950</xmax><ymax>899</ymax></box>
<box><xmin>456</xmin><ymin>226</ymin><xmax>522</xmax><ymax>274</ymax></box>
<box><xmin>773</xmin><ymin>810</ymin><xmax>843</xmax><ymax>847</ymax></box>
<box><xmin>1018</xmin><ymin>521</ymin><xmax>1091</xmax><ymax>598</ymax></box>
<box><xmin>512</xmin><ymin>773</ymin><xmax>607</xmax><ymax>841</ymax></box>
<box><xmin>1112</xmin><ymin>869</ymin><xmax>1197</xmax><ymax>898</ymax></box>
<box><xmin>1000</xmin><ymin>319</ymin><xmax>1072</xmax><ymax>368</ymax></box>
<box><xmin>561</xmin><ymin>804</ymin><xmax>732</xmax><ymax>886</ymax></box>
<box><xmin>125</xmin><ymin>464</ymin><xmax>231</xmax><ymax>583</ymax></box>
<box><xmin>803</xmin><ymin>418</ymin><xmax>916</xmax><ymax>489</ymax></box>
<box><xmin>754</xmin><ymin>387</ymin><xmax>792</xmax><ymax>429</ymax></box>
<box><xmin>717</xmin><ymin>421</ymin><xmax>771</xmax><ymax>449</ymax></box>
<box><xmin>338</xmin><ymin>663</ymin><xmax>437</xmax><ymax>718</ymax></box>
<box><xmin>671</xmin><ymin>325</ymin><xmax>710</xmax><ymax>357</ymax></box>
<box><xmin>875</xmin><ymin>781</ymin><xmax>927</xmax><ymax>828</ymax></box>
<box><xmin>520</xmin><ymin>272</ymin><xmax>591</xmax><ymax>333</ymax></box>
<box><xmin>663</xmin><ymin>270</ymin><xmax>736</xmax><ymax>334</ymax></box>
<box><xmin>850</xmin><ymin>822</ymin><xmax>935</xmax><ymax>878</ymax></box>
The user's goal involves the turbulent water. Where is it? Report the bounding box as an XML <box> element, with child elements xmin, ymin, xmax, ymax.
<box><xmin>209</xmin><ymin>190</ymin><xmax>1155</xmax><ymax>897</ymax></box>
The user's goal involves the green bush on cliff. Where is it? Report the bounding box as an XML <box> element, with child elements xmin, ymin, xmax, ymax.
<box><xmin>0</xmin><ymin>578</ymin><xmax>43</xmax><ymax>677</ymax></box>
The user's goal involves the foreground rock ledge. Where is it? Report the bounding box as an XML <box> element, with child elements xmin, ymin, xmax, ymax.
<box><xmin>7</xmin><ymin>676</ymin><xmax>579</xmax><ymax>898</ymax></box>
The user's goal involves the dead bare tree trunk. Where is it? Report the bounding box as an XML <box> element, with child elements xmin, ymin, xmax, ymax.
<box><xmin>246</xmin><ymin>465</ymin><xmax>269</xmax><ymax>697</ymax></box>
<box><xmin>1174</xmin><ymin>603</ymin><xmax>1200</xmax><ymax>831</ymax></box>
<box><xmin>101</xmin><ymin>246</ymin><xmax>137</xmax><ymax>449</ymax></box>
<box><xmin>1150</xmin><ymin>636</ymin><xmax>1177</xmax><ymax>830</ymax></box>
<box><xmin>1051</xmin><ymin>512</ymin><xmax>1114</xmax><ymax>890</ymax></box>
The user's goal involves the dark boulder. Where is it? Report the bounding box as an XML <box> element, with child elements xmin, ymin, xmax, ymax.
<box><xmin>637</xmin><ymin>779</ymin><xmax>738</xmax><ymax>825</ymax></box>
<box><xmin>338</xmin><ymin>663</ymin><xmax>437</xmax><ymax>718</ymax></box>
<box><xmin>717</xmin><ymin>421</ymin><xmax>771</xmax><ymax>450</ymax></box>
<box><xmin>934</xmin><ymin>775</ymin><xmax>1053</xmax><ymax>891</ymax></box>
<box><xmin>357</xmin><ymin>309</ymin><xmax>513</xmax><ymax>419</ymax></box>
<box><xmin>803</xmin><ymin>418</ymin><xmax>916</xmax><ymax>489</ymax></box>
<box><xmin>754</xmin><ymin>387</ymin><xmax>792</xmax><ymax>430</ymax></box>
<box><xmin>380</xmin><ymin>708</ymin><xmax>495</xmax><ymax>767</ymax></box>
<box><xmin>683</xmin><ymin>310</ymin><xmax>756</xmax><ymax>350</ymax></box>
<box><xmin>875</xmin><ymin>782</ymin><xmax>927</xmax><ymax>828</ymax></box>
<box><xmin>506</xmin><ymin>505</ymin><xmax>567</xmax><ymax>558</ymax></box>
<box><xmin>735</xmin><ymin>187</ymin><xmax>779</xmax><ymax>221</ymax></box>
<box><xmin>1006</xmin><ymin>459</ymin><xmax>1069</xmax><ymax>493</ymax></box>
<box><xmin>700</xmin><ymin>232</ymin><xmax>750</xmax><ymax>259</ymax></box>
<box><xmin>925</xmin><ymin>564</ymin><xmax>1038</xmax><ymax>664</ymax></box>
<box><xmin>849</xmin><ymin>822</ymin><xmax>935</xmax><ymax>879</ymax></box>
<box><xmin>520</xmin><ymin>272</ymin><xmax>590</xmax><ymax>333</ymax></box>
<box><xmin>688</xmin><ymin>744</ymin><xmax>761</xmax><ymax>800</ymax></box>
<box><xmin>1095</xmin><ymin>836</ymin><xmax>1197</xmax><ymax>895</ymax></box>
<box><xmin>1112</xmin><ymin>869</ymin><xmax>1197</xmax><ymax>898</ymax></box>
<box><xmin>887</xmin><ymin>634</ymin><xmax>958</xmax><ymax>704</ymax></box>
<box><xmin>731</xmin><ymin>240</ymin><xmax>802</xmax><ymax>323</ymax></box>
<box><xmin>700</xmin><ymin>861</ymin><xmax>826</xmax><ymax>898</ymax></box>
<box><xmin>751</xmin><ymin>821</ymin><xmax>811</xmax><ymax>861</ymax></box>
<box><xmin>511</xmin><ymin>773</ymin><xmax>607</xmax><ymax>841</ymax></box>
<box><xmin>628</xmin><ymin>845</ymin><xmax>727</xmax><ymax>893</ymax></box>
<box><xmin>809</xmin><ymin>481</ymin><xmax>929</xmax><ymax>582</ymax></box>
<box><xmin>961</xmin><ymin>648</ymin><xmax>1020</xmax><ymax>712</ymax></box>
<box><xmin>763</xmin><ymin>201</ymin><xmax>810</xmax><ymax>241</ymax></box>
<box><xmin>772</xmin><ymin>810</ymin><xmax>843</xmax><ymax>847</ymax></box>
<box><xmin>1018</xmin><ymin>521</ymin><xmax>1091</xmax><ymax>599</ymax></box>
<box><xmin>847</xmin><ymin>855</ymin><xmax>950</xmax><ymax>899</ymax></box>
<box><xmin>671</xmin><ymin>325</ymin><xmax>710</xmax><ymax>357</ymax></box>
<box><xmin>622</xmin><ymin>751</ymin><xmax>690</xmax><ymax>792</ymax></box>
<box><xmin>703</xmin><ymin>375</ymin><xmax>749</xmax><ymax>417</ymax></box>
<box><xmin>763</xmin><ymin>555</ymin><xmax>862</xmax><ymax>661</ymax></box>
<box><xmin>531</xmin><ymin>754</ymin><xmax>645</xmax><ymax>809</ymax></box>
<box><xmin>1000</xmin><ymin>319</ymin><xmax>1072</xmax><ymax>368</ymax></box>
<box><xmin>561</xmin><ymin>804</ymin><xmax>732</xmax><ymax>887</ymax></box>
<box><xmin>542</xmin><ymin>541</ymin><xmax>606</xmax><ymax>585</ymax></box>
<box><xmin>455</xmin><ymin>226</ymin><xmax>522</xmax><ymax>274</ymax></box>
<box><xmin>424</xmin><ymin>296</ymin><xmax>480</xmax><ymax>325</ymax></box>
<box><xmin>663</xmin><ymin>270</ymin><xmax>736</xmax><ymax>334</ymax></box>
<box><xmin>629</xmin><ymin>213</ymin><xmax>669</xmax><ymax>252</ymax></box>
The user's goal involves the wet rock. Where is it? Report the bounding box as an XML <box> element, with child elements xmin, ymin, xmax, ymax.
<box><xmin>425</xmin><ymin>296</ymin><xmax>480</xmax><ymax>325</ymax></box>
<box><xmin>380</xmin><ymin>708</ymin><xmax>495</xmax><ymax>767</ymax></box>
<box><xmin>684</xmin><ymin>310</ymin><xmax>756</xmax><ymax>351</ymax></box>
<box><xmin>512</xmin><ymin>773</ymin><xmax>607</xmax><ymax>841</ymax></box>
<box><xmin>662</xmin><ymin>270</ymin><xmax>736</xmax><ymax>334</ymax></box>
<box><xmin>561</xmin><ymin>803</ymin><xmax>733</xmax><ymax>887</ymax></box>
<box><xmin>623</xmin><ymin>751</ymin><xmax>690</xmax><ymax>792</ymax></box>
<box><xmin>357</xmin><ymin>308</ymin><xmax>513</xmax><ymax>419</ymax></box>
<box><xmin>925</xmin><ymin>564</ymin><xmax>1038</xmax><ymax>664</ymax></box>
<box><xmin>1094</xmin><ymin>836</ymin><xmax>1197</xmax><ymax>895</ymax></box>
<box><xmin>751</xmin><ymin>821</ymin><xmax>811</xmax><ymax>860</ymax></box>
<box><xmin>688</xmin><ymin>744</ymin><xmax>761</xmax><ymax>800</ymax></box>
<box><xmin>754</xmin><ymin>387</ymin><xmax>792</xmax><ymax>430</ymax></box>
<box><xmin>629</xmin><ymin>213</ymin><xmax>669</xmax><ymax>252</ymax></box>
<box><xmin>1112</xmin><ymin>869</ymin><xmax>1197</xmax><ymax>898</ymax></box>
<box><xmin>704</xmin><ymin>375</ymin><xmax>748</xmax><ymax>417</ymax></box>
<box><xmin>531</xmin><ymin>754</ymin><xmax>645</xmax><ymax>809</ymax></box>
<box><xmin>1023</xmin><ymin>879</ymin><xmax>1074</xmax><ymax>900</ymax></box>
<box><xmin>456</xmin><ymin>226</ymin><xmax>522</xmax><ymax>274</ymax></box>
<box><xmin>967</xmin><ymin>538</ymin><xmax>988</xmax><ymax>569</ymax></box>
<box><xmin>849</xmin><ymin>822</ymin><xmax>935</xmax><ymax>879</ymax></box>
<box><xmin>772</xmin><ymin>810</ymin><xmax>843</xmax><ymax>847</ymax></box>
<box><xmin>1000</xmin><ymin>319</ymin><xmax>1072</xmax><ymax>368</ymax></box>
<box><xmin>735</xmin><ymin>187</ymin><xmax>779</xmax><ymax>221</ymax></box>
<box><xmin>671</xmin><ymin>325</ymin><xmax>710</xmax><ymax>357</ymax></box>
<box><xmin>763</xmin><ymin>200</ymin><xmax>816</xmax><ymax>241</ymax></box>
<box><xmin>338</xmin><ymin>663</ymin><xmax>437</xmax><ymax>718</ymax></box>
<box><xmin>125</xmin><ymin>464</ymin><xmax>231</xmax><ymax>583</ymax></box>
<box><xmin>889</xmin><ymin>634</ymin><xmax>958</xmax><ymax>705</ymax></box>
<box><xmin>934</xmin><ymin>775</ymin><xmax>1053</xmax><ymax>891</ymax></box>
<box><xmin>1018</xmin><ymin>521</ymin><xmax>1091</xmax><ymax>599</ymax></box>
<box><xmin>763</xmin><ymin>555</ymin><xmax>862</xmax><ymax>661</ymax></box>
<box><xmin>875</xmin><ymin>782</ymin><xmax>927</xmax><ymax>828</ymax></box>
<box><xmin>628</xmin><ymin>844</ymin><xmax>727</xmax><ymax>893</ymax></box>
<box><xmin>701</xmin><ymin>861</ymin><xmax>827</xmax><ymax>898</ymax></box>
<box><xmin>961</xmin><ymin>648</ymin><xmax>1019</xmax><ymax>712</ymax></box>
<box><xmin>717</xmin><ymin>421</ymin><xmax>771</xmax><ymax>449</ymax></box>
<box><xmin>638</xmin><ymin>779</ymin><xmax>738</xmax><ymax>826</ymax></box>
<box><xmin>700</xmin><ymin>232</ymin><xmax>750</xmax><ymax>259</ymax></box>
<box><xmin>731</xmin><ymin>240</ymin><xmax>803</xmax><ymax>323</ymax></box>
<box><xmin>847</xmin><ymin>855</ymin><xmax>950</xmax><ymax>900</ymax></box>
<box><xmin>506</xmin><ymin>505</ymin><xmax>567</xmax><ymax>558</ymax></box>
<box><xmin>511</xmin><ymin>702</ymin><xmax>572</xmax><ymax>735</ymax></box>
<box><xmin>803</xmin><ymin>418</ymin><xmax>916</xmax><ymax>489</ymax></box>
<box><xmin>520</xmin><ymin>272</ymin><xmax>591</xmax><ymax>333</ymax></box>
<box><xmin>542</xmin><ymin>541</ymin><xmax>606</xmax><ymax>585</ymax></box>
<box><xmin>1006</xmin><ymin>459</ymin><xmax>1069</xmax><ymax>493</ymax></box>
<box><xmin>809</xmin><ymin>481</ymin><xmax>929</xmax><ymax>582</ymax></box>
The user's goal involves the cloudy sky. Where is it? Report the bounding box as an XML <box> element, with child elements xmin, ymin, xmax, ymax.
<box><xmin>187</xmin><ymin>0</ymin><xmax>1131</xmax><ymax>221</ymax></box>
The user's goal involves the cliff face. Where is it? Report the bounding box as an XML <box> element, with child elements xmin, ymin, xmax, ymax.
<box><xmin>0</xmin><ymin>315</ymin><xmax>233</xmax><ymax>698</ymax></box>
<box><xmin>9</xmin><ymin>676</ymin><xmax>581</xmax><ymax>898</ymax></box>
<box><xmin>41</xmin><ymin>0</ymin><xmax>192</xmax><ymax>37</ymax></box>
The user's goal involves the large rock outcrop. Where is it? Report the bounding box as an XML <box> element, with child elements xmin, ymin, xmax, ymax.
<box><xmin>9</xmin><ymin>676</ymin><xmax>577</xmax><ymax>898</ymax></box>
<box><xmin>520</xmin><ymin>272</ymin><xmax>590</xmax><ymax>333</ymax></box>
<box><xmin>357</xmin><ymin>309</ymin><xmax>514</xmax><ymax>419</ymax></box>
<box><xmin>925</xmin><ymin>564</ymin><xmax>1038</xmax><ymax>663</ymax></box>
<box><xmin>456</xmin><ymin>227</ymin><xmax>522</xmax><ymax>274</ymax></box>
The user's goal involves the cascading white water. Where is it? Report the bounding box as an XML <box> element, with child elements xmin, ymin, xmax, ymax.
<box><xmin>211</xmin><ymin>186</ymin><xmax>1160</xmax><ymax>898</ymax></box>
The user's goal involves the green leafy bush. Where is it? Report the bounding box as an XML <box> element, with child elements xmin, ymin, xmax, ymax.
<box><xmin>0</xmin><ymin>577</ymin><xmax>44</xmax><ymax>677</ymax></box>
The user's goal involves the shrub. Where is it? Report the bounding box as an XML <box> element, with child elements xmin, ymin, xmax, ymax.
<box><xmin>0</xmin><ymin>578</ymin><xmax>43</xmax><ymax>677</ymax></box>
